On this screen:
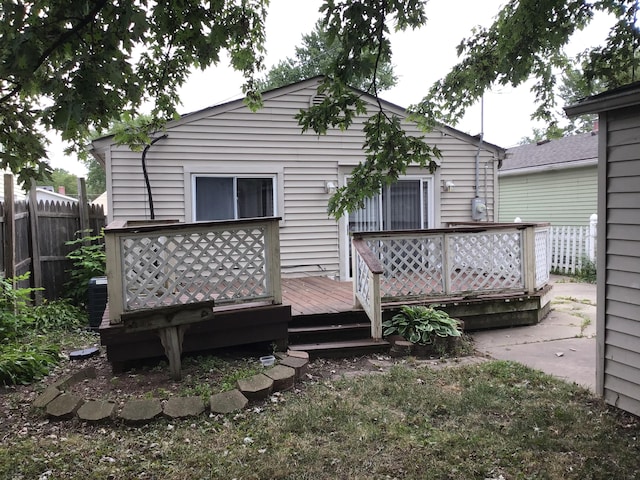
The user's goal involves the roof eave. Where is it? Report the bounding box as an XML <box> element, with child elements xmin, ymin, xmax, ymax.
<box><xmin>565</xmin><ymin>82</ymin><xmax>640</xmax><ymax>116</ymax></box>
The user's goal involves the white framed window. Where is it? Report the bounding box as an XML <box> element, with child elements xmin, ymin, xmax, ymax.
<box><xmin>193</xmin><ymin>175</ymin><xmax>276</xmax><ymax>221</ymax></box>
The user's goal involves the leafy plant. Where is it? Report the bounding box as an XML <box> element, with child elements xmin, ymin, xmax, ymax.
<box><xmin>575</xmin><ymin>257</ymin><xmax>597</xmax><ymax>284</ymax></box>
<box><xmin>0</xmin><ymin>276</ymin><xmax>84</xmax><ymax>384</ymax></box>
<box><xmin>0</xmin><ymin>342</ymin><xmax>60</xmax><ymax>385</ymax></box>
<box><xmin>383</xmin><ymin>305</ymin><xmax>462</xmax><ymax>346</ymax></box>
<box><xmin>65</xmin><ymin>229</ymin><xmax>106</xmax><ymax>307</ymax></box>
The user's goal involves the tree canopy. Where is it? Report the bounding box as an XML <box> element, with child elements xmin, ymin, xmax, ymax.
<box><xmin>2</xmin><ymin>0</ymin><xmax>639</xmax><ymax>217</ymax></box>
<box><xmin>255</xmin><ymin>19</ymin><xmax>397</xmax><ymax>92</ymax></box>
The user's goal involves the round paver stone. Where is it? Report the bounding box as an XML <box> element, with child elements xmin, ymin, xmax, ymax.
<box><xmin>77</xmin><ymin>400</ymin><xmax>116</xmax><ymax>422</ymax></box>
<box><xmin>119</xmin><ymin>398</ymin><xmax>162</xmax><ymax>423</ymax></box>
<box><xmin>264</xmin><ymin>365</ymin><xmax>296</xmax><ymax>391</ymax></box>
<box><xmin>237</xmin><ymin>373</ymin><xmax>274</xmax><ymax>400</ymax></box>
<box><xmin>46</xmin><ymin>393</ymin><xmax>84</xmax><ymax>419</ymax></box>
<box><xmin>163</xmin><ymin>396</ymin><xmax>205</xmax><ymax>418</ymax></box>
<box><xmin>210</xmin><ymin>389</ymin><xmax>249</xmax><ymax>414</ymax></box>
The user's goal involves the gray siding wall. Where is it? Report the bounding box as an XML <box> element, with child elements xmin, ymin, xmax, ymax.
<box><xmin>499</xmin><ymin>166</ymin><xmax>597</xmax><ymax>225</ymax></box>
<box><xmin>104</xmin><ymin>81</ymin><xmax>499</xmax><ymax>278</ymax></box>
<box><xmin>600</xmin><ymin>105</ymin><xmax>640</xmax><ymax>416</ymax></box>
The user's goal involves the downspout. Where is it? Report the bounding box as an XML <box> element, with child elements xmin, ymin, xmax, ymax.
<box><xmin>471</xmin><ymin>96</ymin><xmax>487</xmax><ymax>221</ymax></box>
<box><xmin>141</xmin><ymin>134</ymin><xmax>168</xmax><ymax>220</ymax></box>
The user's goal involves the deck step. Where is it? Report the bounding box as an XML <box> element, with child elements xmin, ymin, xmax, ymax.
<box><xmin>288</xmin><ymin>339</ymin><xmax>390</xmax><ymax>359</ymax></box>
<box><xmin>288</xmin><ymin>322</ymin><xmax>371</xmax><ymax>334</ymax></box>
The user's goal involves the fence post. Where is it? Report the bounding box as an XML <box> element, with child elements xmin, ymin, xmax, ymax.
<box><xmin>3</xmin><ymin>174</ymin><xmax>16</xmax><ymax>282</ymax></box>
<box><xmin>28</xmin><ymin>179</ymin><xmax>43</xmax><ymax>305</ymax></box>
<box><xmin>588</xmin><ymin>214</ymin><xmax>597</xmax><ymax>262</ymax></box>
<box><xmin>78</xmin><ymin>177</ymin><xmax>90</xmax><ymax>238</ymax></box>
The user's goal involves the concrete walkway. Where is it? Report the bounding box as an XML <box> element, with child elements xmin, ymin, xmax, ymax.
<box><xmin>472</xmin><ymin>275</ymin><xmax>597</xmax><ymax>392</ymax></box>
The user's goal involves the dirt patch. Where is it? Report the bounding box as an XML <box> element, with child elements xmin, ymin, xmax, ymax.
<box><xmin>0</xmin><ymin>338</ymin><xmax>481</xmax><ymax>440</ymax></box>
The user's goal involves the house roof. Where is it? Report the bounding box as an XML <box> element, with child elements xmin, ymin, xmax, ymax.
<box><xmin>500</xmin><ymin>132</ymin><xmax>598</xmax><ymax>175</ymax></box>
<box><xmin>90</xmin><ymin>77</ymin><xmax>505</xmax><ymax>163</ymax></box>
<box><xmin>565</xmin><ymin>80</ymin><xmax>640</xmax><ymax>116</ymax></box>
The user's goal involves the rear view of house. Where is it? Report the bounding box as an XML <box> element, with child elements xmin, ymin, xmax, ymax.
<box><xmin>91</xmin><ymin>77</ymin><xmax>505</xmax><ymax>281</ymax></box>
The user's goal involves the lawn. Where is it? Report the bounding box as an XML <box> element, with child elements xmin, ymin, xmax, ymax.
<box><xmin>1</xmin><ymin>358</ymin><xmax>639</xmax><ymax>479</ymax></box>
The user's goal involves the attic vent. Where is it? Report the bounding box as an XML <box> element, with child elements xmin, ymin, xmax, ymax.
<box><xmin>310</xmin><ymin>93</ymin><xmax>327</xmax><ymax>107</ymax></box>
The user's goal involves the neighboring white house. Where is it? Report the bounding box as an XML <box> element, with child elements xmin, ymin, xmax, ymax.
<box><xmin>499</xmin><ymin>132</ymin><xmax>598</xmax><ymax>226</ymax></box>
<box><xmin>34</xmin><ymin>186</ymin><xmax>78</xmax><ymax>205</ymax></box>
<box><xmin>90</xmin><ymin>77</ymin><xmax>505</xmax><ymax>280</ymax></box>
<box><xmin>565</xmin><ymin>81</ymin><xmax>640</xmax><ymax>417</ymax></box>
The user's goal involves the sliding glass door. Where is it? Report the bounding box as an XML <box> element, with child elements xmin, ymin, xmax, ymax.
<box><xmin>348</xmin><ymin>179</ymin><xmax>432</xmax><ymax>234</ymax></box>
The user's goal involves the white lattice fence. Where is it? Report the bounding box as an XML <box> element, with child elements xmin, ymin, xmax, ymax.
<box><xmin>105</xmin><ymin>218</ymin><xmax>281</xmax><ymax>323</ymax></box>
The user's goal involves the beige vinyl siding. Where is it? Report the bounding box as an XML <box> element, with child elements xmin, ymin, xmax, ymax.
<box><xmin>499</xmin><ymin>166</ymin><xmax>597</xmax><ymax>225</ymax></box>
<box><xmin>105</xmin><ymin>79</ymin><xmax>500</xmax><ymax>278</ymax></box>
<box><xmin>601</xmin><ymin>105</ymin><xmax>640</xmax><ymax>416</ymax></box>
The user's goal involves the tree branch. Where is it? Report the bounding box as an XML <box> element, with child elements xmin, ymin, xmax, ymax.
<box><xmin>0</xmin><ymin>0</ymin><xmax>109</xmax><ymax>105</ymax></box>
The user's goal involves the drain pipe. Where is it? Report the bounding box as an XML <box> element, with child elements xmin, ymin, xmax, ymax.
<box><xmin>471</xmin><ymin>97</ymin><xmax>486</xmax><ymax>221</ymax></box>
<box><xmin>141</xmin><ymin>134</ymin><xmax>168</xmax><ymax>220</ymax></box>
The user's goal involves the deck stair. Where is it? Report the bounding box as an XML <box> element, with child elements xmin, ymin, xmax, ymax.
<box><xmin>287</xmin><ymin>310</ymin><xmax>390</xmax><ymax>359</ymax></box>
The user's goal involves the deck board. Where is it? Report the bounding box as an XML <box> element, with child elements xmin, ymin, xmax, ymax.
<box><xmin>281</xmin><ymin>277</ymin><xmax>355</xmax><ymax>316</ymax></box>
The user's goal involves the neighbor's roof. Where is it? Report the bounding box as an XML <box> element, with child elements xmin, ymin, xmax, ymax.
<box><xmin>500</xmin><ymin>132</ymin><xmax>598</xmax><ymax>174</ymax></box>
<box><xmin>565</xmin><ymin>80</ymin><xmax>640</xmax><ymax>116</ymax></box>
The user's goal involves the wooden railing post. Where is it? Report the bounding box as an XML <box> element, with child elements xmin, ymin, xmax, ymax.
<box><xmin>522</xmin><ymin>225</ymin><xmax>537</xmax><ymax>294</ymax></box>
<box><xmin>104</xmin><ymin>220</ymin><xmax>126</xmax><ymax>323</ymax></box>
<box><xmin>266</xmin><ymin>218</ymin><xmax>282</xmax><ymax>304</ymax></box>
<box><xmin>369</xmin><ymin>270</ymin><xmax>382</xmax><ymax>340</ymax></box>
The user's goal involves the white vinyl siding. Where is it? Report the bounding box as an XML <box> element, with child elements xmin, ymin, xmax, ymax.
<box><xmin>102</xmin><ymin>79</ymin><xmax>501</xmax><ymax>278</ymax></box>
<box><xmin>599</xmin><ymin>105</ymin><xmax>640</xmax><ymax>416</ymax></box>
<box><xmin>499</xmin><ymin>165</ymin><xmax>597</xmax><ymax>225</ymax></box>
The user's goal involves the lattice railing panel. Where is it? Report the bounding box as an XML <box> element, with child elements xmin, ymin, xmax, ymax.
<box><xmin>354</xmin><ymin>252</ymin><xmax>372</xmax><ymax>307</ymax></box>
<box><xmin>535</xmin><ymin>227</ymin><xmax>551</xmax><ymax>288</ymax></box>
<box><xmin>448</xmin><ymin>232</ymin><xmax>524</xmax><ymax>292</ymax></box>
<box><xmin>366</xmin><ymin>236</ymin><xmax>444</xmax><ymax>298</ymax></box>
<box><xmin>121</xmin><ymin>226</ymin><xmax>269</xmax><ymax>311</ymax></box>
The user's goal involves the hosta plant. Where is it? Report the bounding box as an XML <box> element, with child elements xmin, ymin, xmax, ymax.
<box><xmin>383</xmin><ymin>305</ymin><xmax>462</xmax><ymax>346</ymax></box>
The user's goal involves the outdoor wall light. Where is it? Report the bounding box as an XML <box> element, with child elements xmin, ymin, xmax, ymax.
<box><xmin>444</xmin><ymin>180</ymin><xmax>455</xmax><ymax>192</ymax></box>
<box><xmin>325</xmin><ymin>180</ymin><xmax>338</xmax><ymax>194</ymax></box>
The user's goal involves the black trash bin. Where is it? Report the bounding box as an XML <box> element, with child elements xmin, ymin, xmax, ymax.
<box><xmin>88</xmin><ymin>276</ymin><xmax>108</xmax><ymax>330</ymax></box>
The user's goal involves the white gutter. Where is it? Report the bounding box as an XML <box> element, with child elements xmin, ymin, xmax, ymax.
<box><xmin>498</xmin><ymin>157</ymin><xmax>598</xmax><ymax>177</ymax></box>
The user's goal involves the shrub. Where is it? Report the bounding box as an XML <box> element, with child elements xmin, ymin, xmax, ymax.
<box><xmin>0</xmin><ymin>276</ymin><xmax>85</xmax><ymax>385</ymax></box>
<box><xmin>383</xmin><ymin>305</ymin><xmax>462</xmax><ymax>345</ymax></box>
<box><xmin>65</xmin><ymin>229</ymin><xmax>106</xmax><ymax>307</ymax></box>
<box><xmin>575</xmin><ymin>257</ymin><xmax>597</xmax><ymax>284</ymax></box>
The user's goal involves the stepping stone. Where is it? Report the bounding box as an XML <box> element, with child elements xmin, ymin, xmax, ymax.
<box><xmin>163</xmin><ymin>396</ymin><xmax>205</xmax><ymax>418</ymax></box>
<box><xmin>69</xmin><ymin>347</ymin><xmax>100</xmax><ymax>361</ymax></box>
<box><xmin>77</xmin><ymin>400</ymin><xmax>115</xmax><ymax>422</ymax></box>
<box><xmin>390</xmin><ymin>340</ymin><xmax>413</xmax><ymax>357</ymax></box>
<box><xmin>33</xmin><ymin>385</ymin><xmax>61</xmax><ymax>408</ymax></box>
<box><xmin>237</xmin><ymin>373</ymin><xmax>273</xmax><ymax>401</ymax></box>
<box><xmin>119</xmin><ymin>398</ymin><xmax>162</xmax><ymax>423</ymax></box>
<box><xmin>210</xmin><ymin>390</ymin><xmax>249</xmax><ymax>414</ymax></box>
<box><xmin>53</xmin><ymin>366</ymin><xmax>97</xmax><ymax>390</ymax></box>
<box><xmin>279</xmin><ymin>356</ymin><xmax>309</xmax><ymax>380</ymax></box>
<box><xmin>46</xmin><ymin>393</ymin><xmax>84</xmax><ymax>419</ymax></box>
<box><xmin>264</xmin><ymin>365</ymin><xmax>296</xmax><ymax>392</ymax></box>
<box><xmin>286</xmin><ymin>350</ymin><xmax>309</xmax><ymax>360</ymax></box>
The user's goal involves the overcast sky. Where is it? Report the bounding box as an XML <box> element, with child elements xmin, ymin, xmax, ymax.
<box><xmin>48</xmin><ymin>0</ymin><xmax>613</xmax><ymax>176</ymax></box>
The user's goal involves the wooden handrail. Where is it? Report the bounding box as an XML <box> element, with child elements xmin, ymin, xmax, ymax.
<box><xmin>352</xmin><ymin>238</ymin><xmax>384</xmax><ymax>274</ymax></box>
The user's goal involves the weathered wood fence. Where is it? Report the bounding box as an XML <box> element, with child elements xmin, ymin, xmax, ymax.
<box><xmin>2</xmin><ymin>175</ymin><xmax>105</xmax><ymax>301</ymax></box>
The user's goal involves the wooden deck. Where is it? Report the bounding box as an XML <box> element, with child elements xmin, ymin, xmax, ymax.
<box><xmin>282</xmin><ymin>277</ymin><xmax>355</xmax><ymax>316</ymax></box>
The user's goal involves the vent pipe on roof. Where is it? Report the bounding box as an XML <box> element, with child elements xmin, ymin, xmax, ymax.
<box><xmin>141</xmin><ymin>134</ymin><xmax>168</xmax><ymax>220</ymax></box>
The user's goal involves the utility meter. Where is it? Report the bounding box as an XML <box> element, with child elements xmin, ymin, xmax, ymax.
<box><xmin>471</xmin><ymin>197</ymin><xmax>487</xmax><ymax>221</ymax></box>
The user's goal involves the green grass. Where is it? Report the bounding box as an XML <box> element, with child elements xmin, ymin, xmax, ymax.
<box><xmin>2</xmin><ymin>360</ymin><xmax>639</xmax><ymax>479</ymax></box>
